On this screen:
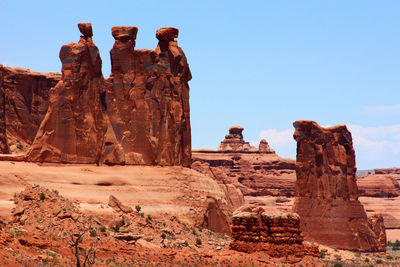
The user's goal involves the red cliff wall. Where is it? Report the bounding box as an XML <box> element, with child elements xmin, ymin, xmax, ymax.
<box><xmin>0</xmin><ymin>65</ymin><xmax>60</xmax><ymax>154</ymax></box>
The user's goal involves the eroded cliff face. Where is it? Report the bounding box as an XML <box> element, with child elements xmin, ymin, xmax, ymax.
<box><xmin>0</xmin><ymin>65</ymin><xmax>60</xmax><ymax>154</ymax></box>
<box><xmin>26</xmin><ymin>23</ymin><xmax>108</xmax><ymax>163</ymax></box>
<box><xmin>229</xmin><ymin>205</ymin><xmax>319</xmax><ymax>263</ymax></box>
<box><xmin>292</xmin><ymin>120</ymin><xmax>386</xmax><ymax>252</ymax></box>
<box><xmin>105</xmin><ymin>26</ymin><xmax>191</xmax><ymax>166</ymax></box>
<box><xmin>0</xmin><ymin>72</ymin><xmax>7</xmax><ymax>153</ymax></box>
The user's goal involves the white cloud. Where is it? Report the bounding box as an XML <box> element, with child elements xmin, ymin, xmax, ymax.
<box><xmin>259</xmin><ymin>124</ymin><xmax>400</xmax><ymax>170</ymax></box>
<box><xmin>348</xmin><ymin>124</ymin><xmax>400</xmax><ymax>169</ymax></box>
<box><xmin>259</xmin><ymin>128</ymin><xmax>296</xmax><ymax>159</ymax></box>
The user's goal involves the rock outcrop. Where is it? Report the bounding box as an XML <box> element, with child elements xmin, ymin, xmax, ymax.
<box><xmin>105</xmin><ymin>26</ymin><xmax>191</xmax><ymax>166</ymax></box>
<box><xmin>0</xmin><ymin>72</ymin><xmax>7</xmax><ymax>153</ymax></box>
<box><xmin>23</xmin><ymin>24</ymin><xmax>192</xmax><ymax>166</ymax></box>
<box><xmin>192</xmin><ymin>126</ymin><xmax>296</xmax><ymax>198</ymax></box>
<box><xmin>292</xmin><ymin>120</ymin><xmax>386</xmax><ymax>252</ymax></box>
<box><xmin>0</xmin><ymin>64</ymin><xmax>60</xmax><ymax>154</ymax></box>
<box><xmin>230</xmin><ymin>205</ymin><xmax>319</xmax><ymax>262</ymax></box>
<box><xmin>25</xmin><ymin>23</ymin><xmax>107</xmax><ymax>164</ymax></box>
<box><xmin>357</xmin><ymin>174</ymin><xmax>400</xmax><ymax>198</ymax></box>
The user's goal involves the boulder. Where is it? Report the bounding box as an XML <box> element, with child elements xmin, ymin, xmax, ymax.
<box><xmin>292</xmin><ymin>120</ymin><xmax>386</xmax><ymax>252</ymax></box>
<box><xmin>230</xmin><ymin>205</ymin><xmax>319</xmax><ymax>262</ymax></box>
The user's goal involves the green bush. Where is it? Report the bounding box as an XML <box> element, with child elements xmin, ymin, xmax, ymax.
<box><xmin>376</xmin><ymin>259</ymin><xmax>383</xmax><ymax>264</ymax></box>
<box><xmin>333</xmin><ymin>263</ymin><xmax>343</xmax><ymax>267</ymax></box>
<box><xmin>135</xmin><ymin>205</ymin><xmax>141</xmax><ymax>213</ymax></box>
<box><xmin>89</xmin><ymin>229</ymin><xmax>97</xmax><ymax>237</ymax></box>
<box><xmin>114</xmin><ymin>223</ymin><xmax>120</xmax><ymax>232</ymax></box>
<box><xmin>161</xmin><ymin>233</ymin><xmax>166</xmax><ymax>239</ymax></box>
<box><xmin>319</xmin><ymin>251</ymin><xmax>325</xmax><ymax>258</ymax></box>
<box><xmin>39</xmin><ymin>192</ymin><xmax>46</xmax><ymax>200</ymax></box>
<box><xmin>196</xmin><ymin>238</ymin><xmax>202</xmax><ymax>245</ymax></box>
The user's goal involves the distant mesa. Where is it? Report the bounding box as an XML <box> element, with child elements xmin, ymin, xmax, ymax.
<box><xmin>192</xmin><ymin>126</ymin><xmax>296</xmax><ymax>202</ymax></box>
<box><xmin>217</xmin><ymin>126</ymin><xmax>275</xmax><ymax>153</ymax></box>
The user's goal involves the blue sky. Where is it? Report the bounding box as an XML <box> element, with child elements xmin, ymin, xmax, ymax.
<box><xmin>1</xmin><ymin>1</ymin><xmax>399</xmax><ymax>169</ymax></box>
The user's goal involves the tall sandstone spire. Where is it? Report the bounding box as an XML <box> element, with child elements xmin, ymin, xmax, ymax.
<box><xmin>292</xmin><ymin>120</ymin><xmax>386</xmax><ymax>251</ymax></box>
<box><xmin>26</xmin><ymin>23</ymin><xmax>107</xmax><ymax>163</ymax></box>
<box><xmin>106</xmin><ymin>26</ymin><xmax>191</xmax><ymax>166</ymax></box>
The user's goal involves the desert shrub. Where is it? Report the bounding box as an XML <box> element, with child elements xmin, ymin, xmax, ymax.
<box><xmin>89</xmin><ymin>229</ymin><xmax>97</xmax><ymax>237</ymax></box>
<box><xmin>319</xmin><ymin>251</ymin><xmax>325</xmax><ymax>258</ymax></box>
<box><xmin>114</xmin><ymin>223</ymin><xmax>120</xmax><ymax>232</ymax></box>
<box><xmin>146</xmin><ymin>215</ymin><xmax>152</xmax><ymax>223</ymax></box>
<box><xmin>161</xmin><ymin>233</ymin><xmax>166</xmax><ymax>239</ymax></box>
<box><xmin>364</xmin><ymin>257</ymin><xmax>370</xmax><ymax>262</ymax></box>
<box><xmin>334</xmin><ymin>254</ymin><xmax>341</xmax><ymax>261</ymax></box>
<box><xmin>100</xmin><ymin>225</ymin><xmax>106</xmax><ymax>232</ymax></box>
<box><xmin>333</xmin><ymin>263</ymin><xmax>343</xmax><ymax>267</ymax></box>
<box><xmin>196</xmin><ymin>238</ymin><xmax>202</xmax><ymax>245</ymax></box>
<box><xmin>135</xmin><ymin>205</ymin><xmax>141</xmax><ymax>212</ymax></box>
<box><xmin>183</xmin><ymin>241</ymin><xmax>189</xmax><ymax>247</ymax></box>
<box><xmin>386</xmin><ymin>255</ymin><xmax>393</xmax><ymax>260</ymax></box>
<box><xmin>376</xmin><ymin>259</ymin><xmax>383</xmax><ymax>264</ymax></box>
<box><xmin>138</xmin><ymin>212</ymin><xmax>144</xmax><ymax>218</ymax></box>
<box><xmin>39</xmin><ymin>192</ymin><xmax>46</xmax><ymax>200</ymax></box>
<box><xmin>192</xmin><ymin>229</ymin><xmax>197</xmax><ymax>236</ymax></box>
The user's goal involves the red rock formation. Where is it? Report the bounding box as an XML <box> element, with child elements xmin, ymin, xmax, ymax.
<box><xmin>375</xmin><ymin>168</ymin><xmax>400</xmax><ymax>176</ymax></box>
<box><xmin>0</xmin><ymin>71</ymin><xmax>7</xmax><ymax>154</ymax></box>
<box><xmin>106</xmin><ymin>26</ymin><xmax>191</xmax><ymax>166</ymax></box>
<box><xmin>0</xmin><ymin>64</ymin><xmax>60</xmax><ymax>153</ymax></box>
<box><xmin>192</xmin><ymin>126</ymin><xmax>295</xmax><ymax>198</ymax></box>
<box><xmin>292</xmin><ymin>120</ymin><xmax>386</xmax><ymax>251</ymax></box>
<box><xmin>202</xmin><ymin>196</ymin><xmax>231</xmax><ymax>235</ymax></box>
<box><xmin>230</xmin><ymin>205</ymin><xmax>319</xmax><ymax>262</ymax></box>
<box><xmin>25</xmin><ymin>23</ymin><xmax>108</xmax><ymax>163</ymax></box>
<box><xmin>357</xmin><ymin>174</ymin><xmax>400</xmax><ymax>198</ymax></box>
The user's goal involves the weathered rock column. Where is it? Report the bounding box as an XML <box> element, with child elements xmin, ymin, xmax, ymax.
<box><xmin>292</xmin><ymin>120</ymin><xmax>386</xmax><ymax>251</ymax></box>
<box><xmin>106</xmin><ymin>26</ymin><xmax>192</xmax><ymax>166</ymax></box>
<box><xmin>25</xmin><ymin>23</ymin><xmax>107</xmax><ymax>163</ymax></box>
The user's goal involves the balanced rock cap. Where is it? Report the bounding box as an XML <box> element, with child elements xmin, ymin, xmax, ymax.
<box><xmin>229</xmin><ymin>126</ymin><xmax>244</xmax><ymax>135</ymax></box>
<box><xmin>78</xmin><ymin>23</ymin><xmax>93</xmax><ymax>38</ymax></box>
<box><xmin>111</xmin><ymin>26</ymin><xmax>138</xmax><ymax>41</ymax></box>
<box><xmin>156</xmin><ymin>27</ymin><xmax>179</xmax><ymax>41</ymax></box>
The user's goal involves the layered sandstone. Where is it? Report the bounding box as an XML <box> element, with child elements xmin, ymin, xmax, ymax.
<box><xmin>357</xmin><ymin>174</ymin><xmax>400</xmax><ymax>198</ymax></box>
<box><xmin>375</xmin><ymin>168</ymin><xmax>400</xmax><ymax>177</ymax></box>
<box><xmin>0</xmin><ymin>65</ymin><xmax>60</xmax><ymax>153</ymax></box>
<box><xmin>292</xmin><ymin>120</ymin><xmax>386</xmax><ymax>251</ymax></box>
<box><xmin>25</xmin><ymin>23</ymin><xmax>107</xmax><ymax>164</ymax></box>
<box><xmin>192</xmin><ymin>126</ymin><xmax>296</xmax><ymax>200</ymax></box>
<box><xmin>105</xmin><ymin>26</ymin><xmax>191</xmax><ymax>166</ymax></box>
<box><xmin>230</xmin><ymin>205</ymin><xmax>319</xmax><ymax>262</ymax></box>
